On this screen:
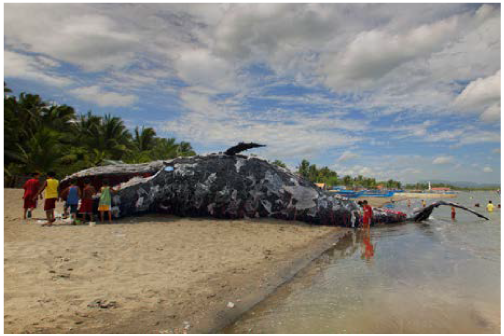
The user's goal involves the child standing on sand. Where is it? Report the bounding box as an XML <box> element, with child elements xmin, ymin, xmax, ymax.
<box><xmin>61</xmin><ymin>180</ymin><xmax>81</xmax><ymax>225</ymax></box>
<box><xmin>37</xmin><ymin>172</ymin><xmax>59</xmax><ymax>225</ymax></box>
<box><xmin>98</xmin><ymin>179</ymin><xmax>117</xmax><ymax>224</ymax></box>
<box><xmin>22</xmin><ymin>172</ymin><xmax>41</xmax><ymax>219</ymax></box>
<box><xmin>79</xmin><ymin>179</ymin><xmax>96</xmax><ymax>223</ymax></box>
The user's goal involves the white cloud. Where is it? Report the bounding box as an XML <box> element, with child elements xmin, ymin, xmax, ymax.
<box><xmin>322</xmin><ymin>16</ymin><xmax>459</xmax><ymax>90</ymax></box>
<box><xmin>422</xmin><ymin>126</ymin><xmax>500</xmax><ymax>146</ymax></box>
<box><xmin>69</xmin><ymin>85</ymin><xmax>138</xmax><ymax>107</ymax></box>
<box><xmin>164</xmin><ymin>89</ymin><xmax>364</xmax><ymax>160</ymax></box>
<box><xmin>453</xmin><ymin>70</ymin><xmax>501</xmax><ymax>111</ymax></box>
<box><xmin>452</xmin><ymin>69</ymin><xmax>501</xmax><ymax>123</ymax></box>
<box><xmin>334</xmin><ymin>164</ymin><xmax>378</xmax><ymax>178</ymax></box>
<box><xmin>480</xmin><ymin>104</ymin><xmax>501</xmax><ymax>123</ymax></box>
<box><xmin>459</xmin><ymin>130</ymin><xmax>500</xmax><ymax>145</ymax></box>
<box><xmin>5</xmin><ymin>5</ymin><xmax>140</xmax><ymax>72</ymax></box>
<box><xmin>174</xmin><ymin>48</ymin><xmax>238</xmax><ymax>92</ymax></box>
<box><xmin>337</xmin><ymin>151</ymin><xmax>360</xmax><ymax>162</ymax></box>
<box><xmin>483</xmin><ymin>166</ymin><xmax>493</xmax><ymax>173</ymax></box>
<box><xmin>433</xmin><ymin>156</ymin><xmax>454</xmax><ymax>164</ymax></box>
<box><xmin>4</xmin><ymin>50</ymin><xmax>72</xmax><ymax>87</ymax></box>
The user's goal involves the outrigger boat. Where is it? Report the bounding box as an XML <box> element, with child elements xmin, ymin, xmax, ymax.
<box><xmin>329</xmin><ymin>188</ymin><xmax>396</xmax><ymax>198</ymax></box>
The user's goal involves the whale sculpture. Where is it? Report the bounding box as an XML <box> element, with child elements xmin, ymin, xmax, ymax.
<box><xmin>60</xmin><ymin>143</ymin><xmax>488</xmax><ymax>226</ymax></box>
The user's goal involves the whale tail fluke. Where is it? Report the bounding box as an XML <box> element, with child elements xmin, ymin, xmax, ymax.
<box><xmin>412</xmin><ymin>200</ymin><xmax>489</xmax><ymax>222</ymax></box>
<box><xmin>224</xmin><ymin>142</ymin><xmax>266</xmax><ymax>156</ymax></box>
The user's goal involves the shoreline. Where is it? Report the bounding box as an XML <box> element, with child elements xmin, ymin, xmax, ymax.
<box><xmin>4</xmin><ymin>188</ymin><xmax>348</xmax><ymax>334</ymax></box>
<box><xmin>223</xmin><ymin>214</ymin><xmax>501</xmax><ymax>333</ymax></box>
<box><xmin>91</xmin><ymin>228</ymin><xmax>350</xmax><ymax>334</ymax></box>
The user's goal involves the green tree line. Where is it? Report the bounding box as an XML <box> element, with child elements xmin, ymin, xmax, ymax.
<box><xmin>273</xmin><ymin>158</ymin><xmax>402</xmax><ymax>189</ymax></box>
<box><xmin>403</xmin><ymin>182</ymin><xmax>500</xmax><ymax>191</ymax></box>
<box><xmin>4</xmin><ymin>84</ymin><xmax>196</xmax><ymax>182</ymax></box>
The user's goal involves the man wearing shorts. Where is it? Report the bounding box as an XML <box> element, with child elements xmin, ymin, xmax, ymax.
<box><xmin>37</xmin><ymin>172</ymin><xmax>59</xmax><ymax>225</ymax></box>
<box><xmin>22</xmin><ymin>172</ymin><xmax>41</xmax><ymax>219</ymax></box>
<box><xmin>79</xmin><ymin>179</ymin><xmax>96</xmax><ymax>223</ymax></box>
<box><xmin>61</xmin><ymin>180</ymin><xmax>81</xmax><ymax>225</ymax></box>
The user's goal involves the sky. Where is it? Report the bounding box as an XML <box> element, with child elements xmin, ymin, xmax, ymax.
<box><xmin>4</xmin><ymin>3</ymin><xmax>501</xmax><ymax>184</ymax></box>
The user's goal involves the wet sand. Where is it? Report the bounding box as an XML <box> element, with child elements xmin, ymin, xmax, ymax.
<box><xmin>4</xmin><ymin>188</ymin><xmax>345</xmax><ymax>333</ymax></box>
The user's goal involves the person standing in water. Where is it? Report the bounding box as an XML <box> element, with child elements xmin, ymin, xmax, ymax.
<box><xmin>451</xmin><ymin>206</ymin><xmax>456</xmax><ymax>220</ymax></box>
<box><xmin>362</xmin><ymin>200</ymin><xmax>373</xmax><ymax>228</ymax></box>
<box><xmin>421</xmin><ymin>200</ymin><xmax>426</xmax><ymax>207</ymax></box>
<box><xmin>487</xmin><ymin>200</ymin><xmax>494</xmax><ymax>212</ymax></box>
<box><xmin>98</xmin><ymin>179</ymin><xmax>117</xmax><ymax>224</ymax></box>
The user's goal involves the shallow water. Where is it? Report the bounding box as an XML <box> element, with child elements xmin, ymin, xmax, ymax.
<box><xmin>225</xmin><ymin>192</ymin><xmax>501</xmax><ymax>333</ymax></box>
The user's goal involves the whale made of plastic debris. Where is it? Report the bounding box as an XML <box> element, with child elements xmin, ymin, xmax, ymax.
<box><xmin>61</xmin><ymin>153</ymin><xmax>489</xmax><ymax>226</ymax></box>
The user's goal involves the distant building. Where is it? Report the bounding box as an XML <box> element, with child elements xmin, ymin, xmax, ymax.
<box><xmin>315</xmin><ymin>183</ymin><xmax>325</xmax><ymax>189</ymax></box>
<box><xmin>377</xmin><ymin>184</ymin><xmax>385</xmax><ymax>190</ymax></box>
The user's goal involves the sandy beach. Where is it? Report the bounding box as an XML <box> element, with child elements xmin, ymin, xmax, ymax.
<box><xmin>4</xmin><ymin>188</ymin><xmax>345</xmax><ymax>333</ymax></box>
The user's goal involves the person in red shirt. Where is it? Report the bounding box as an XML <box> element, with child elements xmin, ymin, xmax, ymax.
<box><xmin>362</xmin><ymin>200</ymin><xmax>373</xmax><ymax>228</ymax></box>
<box><xmin>22</xmin><ymin>172</ymin><xmax>41</xmax><ymax>219</ymax></box>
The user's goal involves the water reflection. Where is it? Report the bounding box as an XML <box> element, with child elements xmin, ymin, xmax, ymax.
<box><xmin>225</xmin><ymin>192</ymin><xmax>500</xmax><ymax>334</ymax></box>
<box><xmin>360</xmin><ymin>228</ymin><xmax>375</xmax><ymax>262</ymax></box>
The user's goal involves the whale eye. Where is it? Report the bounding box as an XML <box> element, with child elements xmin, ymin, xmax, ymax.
<box><xmin>164</xmin><ymin>166</ymin><xmax>174</xmax><ymax>172</ymax></box>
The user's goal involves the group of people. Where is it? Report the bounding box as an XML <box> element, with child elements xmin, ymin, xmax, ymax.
<box><xmin>22</xmin><ymin>172</ymin><xmax>117</xmax><ymax>226</ymax></box>
<box><xmin>473</xmin><ymin>200</ymin><xmax>500</xmax><ymax>212</ymax></box>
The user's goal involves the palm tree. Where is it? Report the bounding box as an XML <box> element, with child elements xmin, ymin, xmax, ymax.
<box><xmin>16</xmin><ymin>128</ymin><xmax>62</xmax><ymax>173</ymax></box>
<box><xmin>177</xmin><ymin>141</ymin><xmax>196</xmax><ymax>157</ymax></box>
<box><xmin>308</xmin><ymin>164</ymin><xmax>318</xmax><ymax>182</ymax></box>
<box><xmin>4</xmin><ymin>87</ymin><xmax>200</xmax><ymax>179</ymax></box>
<box><xmin>4</xmin><ymin>82</ymin><xmax>12</xmax><ymax>95</ymax></box>
<box><xmin>343</xmin><ymin>175</ymin><xmax>353</xmax><ymax>187</ymax></box>
<box><xmin>133</xmin><ymin>126</ymin><xmax>157</xmax><ymax>152</ymax></box>
<box><xmin>149</xmin><ymin>138</ymin><xmax>180</xmax><ymax>160</ymax></box>
<box><xmin>41</xmin><ymin>105</ymin><xmax>76</xmax><ymax>133</ymax></box>
<box><xmin>76</xmin><ymin>114</ymin><xmax>131</xmax><ymax>161</ymax></box>
<box><xmin>5</xmin><ymin>95</ymin><xmax>22</xmax><ymax>165</ymax></box>
<box><xmin>297</xmin><ymin>159</ymin><xmax>310</xmax><ymax>178</ymax></box>
<box><xmin>8</xmin><ymin>93</ymin><xmax>47</xmax><ymax>147</ymax></box>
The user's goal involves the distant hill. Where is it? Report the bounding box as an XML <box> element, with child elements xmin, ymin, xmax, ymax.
<box><xmin>419</xmin><ymin>180</ymin><xmax>501</xmax><ymax>188</ymax></box>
